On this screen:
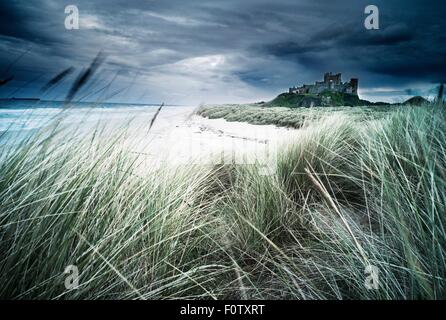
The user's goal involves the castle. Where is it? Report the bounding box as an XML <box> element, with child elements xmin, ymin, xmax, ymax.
<box><xmin>289</xmin><ymin>72</ymin><xmax>358</xmax><ymax>96</ymax></box>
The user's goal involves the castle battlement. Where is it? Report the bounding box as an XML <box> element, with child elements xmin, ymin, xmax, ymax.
<box><xmin>289</xmin><ymin>72</ymin><xmax>358</xmax><ymax>96</ymax></box>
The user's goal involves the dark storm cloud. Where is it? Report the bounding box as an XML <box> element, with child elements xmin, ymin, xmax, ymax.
<box><xmin>259</xmin><ymin>0</ymin><xmax>446</xmax><ymax>88</ymax></box>
<box><xmin>262</xmin><ymin>21</ymin><xmax>444</xmax><ymax>83</ymax></box>
<box><xmin>311</xmin><ymin>23</ymin><xmax>415</xmax><ymax>46</ymax></box>
<box><xmin>0</xmin><ymin>0</ymin><xmax>445</xmax><ymax>103</ymax></box>
<box><xmin>0</xmin><ymin>1</ymin><xmax>63</xmax><ymax>45</ymax></box>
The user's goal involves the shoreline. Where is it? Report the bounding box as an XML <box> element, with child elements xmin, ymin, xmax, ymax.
<box><xmin>131</xmin><ymin>112</ymin><xmax>299</xmax><ymax>170</ymax></box>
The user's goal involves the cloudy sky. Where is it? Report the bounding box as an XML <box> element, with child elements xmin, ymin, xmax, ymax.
<box><xmin>0</xmin><ymin>0</ymin><xmax>445</xmax><ymax>104</ymax></box>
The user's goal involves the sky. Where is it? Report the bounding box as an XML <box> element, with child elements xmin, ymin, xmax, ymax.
<box><xmin>0</xmin><ymin>0</ymin><xmax>445</xmax><ymax>104</ymax></box>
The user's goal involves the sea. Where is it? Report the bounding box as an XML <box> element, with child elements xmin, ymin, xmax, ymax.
<box><xmin>0</xmin><ymin>99</ymin><xmax>195</xmax><ymax>145</ymax></box>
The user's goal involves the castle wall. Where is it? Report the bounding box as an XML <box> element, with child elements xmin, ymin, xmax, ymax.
<box><xmin>350</xmin><ymin>78</ymin><xmax>358</xmax><ymax>94</ymax></box>
<box><xmin>289</xmin><ymin>73</ymin><xmax>358</xmax><ymax>96</ymax></box>
<box><xmin>308</xmin><ymin>84</ymin><xmax>328</xmax><ymax>94</ymax></box>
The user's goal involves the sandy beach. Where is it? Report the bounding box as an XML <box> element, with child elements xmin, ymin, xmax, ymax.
<box><xmin>124</xmin><ymin>107</ymin><xmax>299</xmax><ymax>171</ymax></box>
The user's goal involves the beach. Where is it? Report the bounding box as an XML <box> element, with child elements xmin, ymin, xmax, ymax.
<box><xmin>134</xmin><ymin>110</ymin><xmax>298</xmax><ymax>170</ymax></box>
<box><xmin>0</xmin><ymin>102</ymin><xmax>298</xmax><ymax>172</ymax></box>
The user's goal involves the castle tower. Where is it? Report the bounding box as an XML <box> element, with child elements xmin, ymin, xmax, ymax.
<box><xmin>324</xmin><ymin>72</ymin><xmax>342</xmax><ymax>85</ymax></box>
<box><xmin>350</xmin><ymin>78</ymin><xmax>358</xmax><ymax>95</ymax></box>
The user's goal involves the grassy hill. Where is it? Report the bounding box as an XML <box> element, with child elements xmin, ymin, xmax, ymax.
<box><xmin>198</xmin><ymin>104</ymin><xmax>394</xmax><ymax>128</ymax></box>
<box><xmin>265</xmin><ymin>91</ymin><xmax>386</xmax><ymax>108</ymax></box>
<box><xmin>266</xmin><ymin>90</ymin><xmax>435</xmax><ymax>108</ymax></box>
<box><xmin>402</xmin><ymin>96</ymin><xmax>430</xmax><ymax>105</ymax></box>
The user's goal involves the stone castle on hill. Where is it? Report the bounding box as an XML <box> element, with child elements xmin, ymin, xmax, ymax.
<box><xmin>289</xmin><ymin>72</ymin><xmax>358</xmax><ymax>96</ymax></box>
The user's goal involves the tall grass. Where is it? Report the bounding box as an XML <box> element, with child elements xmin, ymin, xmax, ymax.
<box><xmin>0</xmin><ymin>104</ymin><xmax>445</xmax><ymax>299</ymax></box>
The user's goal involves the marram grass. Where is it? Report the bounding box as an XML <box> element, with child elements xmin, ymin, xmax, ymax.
<box><xmin>0</xmin><ymin>105</ymin><xmax>445</xmax><ymax>299</ymax></box>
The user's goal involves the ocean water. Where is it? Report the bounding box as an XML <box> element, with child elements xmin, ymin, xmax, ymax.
<box><xmin>1</xmin><ymin>100</ymin><xmax>162</xmax><ymax>132</ymax></box>
<box><xmin>0</xmin><ymin>100</ymin><xmax>195</xmax><ymax>145</ymax></box>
